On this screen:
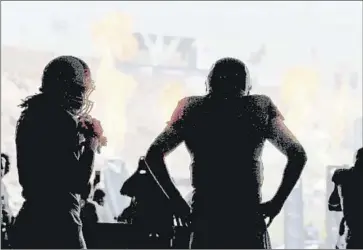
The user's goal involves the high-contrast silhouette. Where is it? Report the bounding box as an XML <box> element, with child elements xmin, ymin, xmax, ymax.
<box><xmin>329</xmin><ymin>148</ymin><xmax>363</xmax><ymax>249</ymax></box>
<box><xmin>12</xmin><ymin>56</ymin><xmax>99</xmax><ymax>249</ymax></box>
<box><xmin>120</xmin><ymin>158</ymin><xmax>178</xmax><ymax>248</ymax></box>
<box><xmin>144</xmin><ymin>57</ymin><xmax>307</xmax><ymax>249</ymax></box>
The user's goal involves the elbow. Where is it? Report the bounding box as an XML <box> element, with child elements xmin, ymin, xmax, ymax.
<box><xmin>145</xmin><ymin>146</ymin><xmax>164</xmax><ymax>163</ymax></box>
<box><xmin>299</xmin><ymin>148</ymin><xmax>308</xmax><ymax>165</ymax></box>
<box><xmin>288</xmin><ymin>145</ymin><xmax>307</xmax><ymax>166</ymax></box>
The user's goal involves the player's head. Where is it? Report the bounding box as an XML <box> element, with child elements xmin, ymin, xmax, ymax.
<box><xmin>40</xmin><ymin>56</ymin><xmax>94</xmax><ymax>115</ymax></box>
<box><xmin>206</xmin><ymin>57</ymin><xmax>251</xmax><ymax>98</ymax></box>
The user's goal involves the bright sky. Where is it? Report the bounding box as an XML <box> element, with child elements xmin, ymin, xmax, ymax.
<box><xmin>2</xmin><ymin>1</ymin><xmax>362</xmax><ymax>61</ymax></box>
<box><xmin>2</xmin><ymin>0</ymin><xmax>361</xmax><ymax>158</ymax></box>
<box><xmin>2</xmin><ymin>0</ymin><xmax>362</xmax><ymax>92</ymax></box>
<box><xmin>2</xmin><ymin>0</ymin><xmax>362</xmax><ymax>169</ymax></box>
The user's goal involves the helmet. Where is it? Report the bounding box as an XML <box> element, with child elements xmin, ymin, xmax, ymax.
<box><xmin>75</xmin><ymin>58</ymin><xmax>96</xmax><ymax>116</ymax></box>
<box><xmin>40</xmin><ymin>56</ymin><xmax>95</xmax><ymax>115</ymax></box>
<box><xmin>206</xmin><ymin>57</ymin><xmax>251</xmax><ymax>96</ymax></box>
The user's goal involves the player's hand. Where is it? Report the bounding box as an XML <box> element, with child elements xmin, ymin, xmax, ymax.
<box><xmin>260</xmin><ymin>199</ymin><xmax>283</xmax><ymax>228</ymax></box>
<box><xmin>171</xmin><ymin>196</ymin><xmax>191</xmax><ymax>228</ymax></box>
<box><xmin>79</xmin><ymin>116</ymin><xmax>107</xmax><ymax>152</ymax></box>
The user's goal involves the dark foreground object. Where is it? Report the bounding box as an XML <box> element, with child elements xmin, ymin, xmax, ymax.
<box><xmin>83</xmin><ymin>222</ymin><xmax>190</xmax><ymax>249</ymax></box>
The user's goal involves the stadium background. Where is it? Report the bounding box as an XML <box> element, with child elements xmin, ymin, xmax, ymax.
<box><xmin>1</xmin><ymin>1</ymin><xmax>362</xmax><ymax>248</ymax></box>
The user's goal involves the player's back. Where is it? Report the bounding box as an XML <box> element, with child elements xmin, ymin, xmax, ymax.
<box><xmin>182</xmin><ymin>94</ymin><xmax>280</xmax><ymax>213</ymax></box>
<box><xmin>179</xmin><ymin>94</ymin><xmax>278</xmax><ymax>248</ymax></box>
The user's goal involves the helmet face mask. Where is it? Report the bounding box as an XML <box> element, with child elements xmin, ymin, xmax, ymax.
<box><xmin>75</xmin><ymin>79</ymin><xmax>96</xmax><ymax>116</ymax></box>
<box><xmin>79</xmin><ymin>81</ymin><xmax>95</xmax><ymax>116</ymax></box>
<box><xmin>40</xmin><ymin>56</ymin><xmax>95</xmax><ymax>115</ymax></box>
<box><xmin>63</xmin><ymin>76</ymin><xmax>95</xmax><ymax>116</ymax></box>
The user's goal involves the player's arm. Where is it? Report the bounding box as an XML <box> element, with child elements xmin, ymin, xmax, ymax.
<box><xmin>145</xmin><ymin>98</ymin><xmax>188</xmax><ymax>201</ymax></box>
<box><xmin>328</xmin><ymin>170</ymin><xmax>344</xmax><ymax>211</ymax></box>
<box><xmin>328</xmin><ymin>185</ymin><xmax>342</xmax><ymax>211</ymax></box>
<box><xmin>265</xmin><ymin>96</ymin><xmax>307</xmax><ymax>206</ymax></box>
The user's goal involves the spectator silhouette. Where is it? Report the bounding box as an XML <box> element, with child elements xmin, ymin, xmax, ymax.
<box><xmin>1</xmin><ymin>154</ymin><xmax>10</xmax><ymax>177</ymax></box>
<box><xmin>93</xmin><ymin>189</ymin><xmax>106</xmax><ymax>207</ymax></box>
<box><xmin>12</xmin><ymin>56</ymin><xmax>98</xmax><ymax>249</ymax></box>
<box><xmin>329</xmin><ymin>148</ymin><xmax>363</xmax><ymax>249</ymax></box>
<box><xmin>1</xmin><ymin>153</ymin><xmax>13</xmax><ymax>249</ymax></box>
<box><xmin>92</xmin><ymin>188</ymin><xmax>114</xmax><ymax>223</ymax></box>
<box><xmin>144</xmin><ymin>57</ymin><xmax>307</xmax><ymax>249</ymax></box>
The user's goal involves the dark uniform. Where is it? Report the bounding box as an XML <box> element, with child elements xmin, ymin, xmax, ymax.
<box><xmin>171</xmin><ymin>94</ymin><xmax>281</xmax><ymax>249</ymax></box>
<box><xmin>12</xmin><ymin>100</ymin><xmax>87</xmax><ymax>249</ymax></box>
<box><xmin>81</xmin><ymin>200</ymin><xmax>98</xmax><ymax>249</ymax></box>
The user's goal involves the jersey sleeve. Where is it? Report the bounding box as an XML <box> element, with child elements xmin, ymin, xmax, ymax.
<box><xmin>267</xmin><ymin>96</ymin><xmax>285</xmax><ymax>121</ymax></box>
<box><xmin>260</xmin><ymin>95</ymin><xmax>285</xmax><ymax>137</ymax></box>
<box><xmin>167</xmin><ymin>97</ymin><xmax>188</xmax><ymax>127</ymax></box>
<box><xmin>332</xmin><ymin>168</ymin><xmax>347</xmax><ymax>185</ymax></box>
